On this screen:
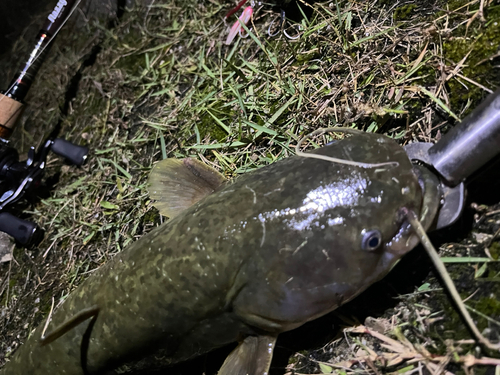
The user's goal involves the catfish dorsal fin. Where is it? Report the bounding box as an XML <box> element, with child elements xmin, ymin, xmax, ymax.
<box><xmin>148</xmin><ymin>158</ymin><xmax>227</xmax><ymax>218</ymax></box>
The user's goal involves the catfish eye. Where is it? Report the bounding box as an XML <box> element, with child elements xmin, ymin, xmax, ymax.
<box><xmin>361</xmin><ymin>229</ymin><xmax>382</xmax><ymax>251</ymax></box>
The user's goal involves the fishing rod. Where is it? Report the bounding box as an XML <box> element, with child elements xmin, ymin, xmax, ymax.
<box><xmin>0</xmin><ymin>0</ymin><xmax>88</xmax><ymax>247</ymax></box>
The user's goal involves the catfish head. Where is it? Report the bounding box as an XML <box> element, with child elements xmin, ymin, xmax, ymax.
<box><xmin>227</xmin><ymin>131</ymin><xmax>440</xmax><ymax>335</ymax></box>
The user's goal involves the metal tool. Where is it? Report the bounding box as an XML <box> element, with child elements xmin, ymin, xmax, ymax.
<box><xmin>405</xmin><ymin>88</ymin><xmax>500</xmax><ymax>229</ymax></box>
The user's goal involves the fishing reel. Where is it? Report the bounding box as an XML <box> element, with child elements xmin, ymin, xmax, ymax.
<box><xmin>0</xmin><ymin>0</ymin><xmax>86</xmax><ymax>247</ymax></box>
<box><xmin>0</xmin><ymin>136</ymin><xmax>88</xmax><ymax>247</ymax></box>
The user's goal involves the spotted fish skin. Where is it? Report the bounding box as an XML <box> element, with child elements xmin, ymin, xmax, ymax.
<box><xmin>3</xmin><ymin>132</ymin><xmax>426</xmax><ymax>374</ymax></box>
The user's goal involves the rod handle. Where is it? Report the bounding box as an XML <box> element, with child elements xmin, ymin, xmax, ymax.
<box><xmin>0</xmin><ymin>94</ymin><xmax>24</xmax><ymax>140</ymax></box>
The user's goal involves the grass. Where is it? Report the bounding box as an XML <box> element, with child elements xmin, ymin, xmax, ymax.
<box><xmin>0</xmin><ymin>0</ymin><xmax>499</xmax><ymax>373</ymax></box>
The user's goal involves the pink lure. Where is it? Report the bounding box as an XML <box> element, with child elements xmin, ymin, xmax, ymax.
<box><xmin>225</xmin><ymin>6</ymin><xmax>253</xmax><ymax>45</ymax></box>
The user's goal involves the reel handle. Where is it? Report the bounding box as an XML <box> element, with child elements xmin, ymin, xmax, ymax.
<box><xmin>52</xmin><ymin>138</ymin><xmax>89</xmax><ymax>166</ymax></box>
<box><xmin>0</xmin><ymin>212</ymin><xmax>44</xmax><ymax>246</ymax></box>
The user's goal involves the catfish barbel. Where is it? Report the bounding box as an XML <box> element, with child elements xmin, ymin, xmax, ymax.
<box><xmin>2</xmin><ymin>131</ymin><xmax>439</xmax><ymax>374</ymax></box>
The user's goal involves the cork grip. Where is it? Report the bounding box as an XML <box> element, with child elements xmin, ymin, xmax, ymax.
<box><xmin>0</xmin><ymin>93</ymin><xmax>24</xmax><ymax>139</ymax></box>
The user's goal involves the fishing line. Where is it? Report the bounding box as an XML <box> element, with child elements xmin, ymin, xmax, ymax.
<box><xmin>295</xmin><ymin>127</ymin><xmax>399</xmax><ymax>168</ymax></box>
<box><xmin>405</xmin><ymin>208</ymin><xmax>500</xmax><ymax>351</ymax></box>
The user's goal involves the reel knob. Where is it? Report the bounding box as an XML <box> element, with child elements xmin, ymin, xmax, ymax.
<box><xmin>51</xmin><ymin>138</ymin><xmax>89</xmax><ymax>166</ymax></box>
<box><xmin>0</xmin><ymin>212</ymin><xmax>44</xmax><ymax>246</ymax></box>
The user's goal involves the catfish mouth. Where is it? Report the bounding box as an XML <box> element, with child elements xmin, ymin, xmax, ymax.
<box><xmin>386</xmin><ymin>165</ymin><xmax>442</xmax><ymax>256</ymax></box>
<box><xmin>386</xmin><ymin>217</ymin><xmax>419</xmax><ymax>256</ymax></box>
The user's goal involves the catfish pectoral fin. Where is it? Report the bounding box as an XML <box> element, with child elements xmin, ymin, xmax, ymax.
<box><xmin>39</xmin><ymin>306</ymin><xmax>99</xmax><ymax>346</ymax></box>
<box><xmin>218</xmin><ymin>334</ymin><xmax>277</xmax><ymax>375</ymax></box>
<box><xmin>148</xmin><ymin>157</ymin><xmax>227</xmax><ymax>218</ymax></box>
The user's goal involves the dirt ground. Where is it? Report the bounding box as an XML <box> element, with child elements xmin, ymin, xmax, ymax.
<box><xmin>0</xmin><ymin>0</ymin><xmax>499</xmax><ymax>374</ymax></box>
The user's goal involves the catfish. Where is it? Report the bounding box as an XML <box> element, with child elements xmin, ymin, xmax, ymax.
<box><xmin>2</xmin><ymin>131</ymin><xmax>439</xmax><ymax>374</ymax></box>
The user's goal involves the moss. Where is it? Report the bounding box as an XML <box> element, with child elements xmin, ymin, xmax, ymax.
<box><xmin>427</xmin><ymin>259</ymin><xmax>500</xmax><ymax>342</ymax></box>
<box><xmin>473</xmin><ymin>297</ymin><xmax>500</xmax><ymax>320</ymax></box>
<box><xmin>287</xmin><ymin>354</ymin><xmax>301</xmax><ymax>366</ymax></box>
<box><xmin>443</xmin><ymin>5</ymin><xmax>500</xmax><ymax>115</ymax></box>
<box><xmin>287</xmin><ymin>350</ymin><xmax>311</xmax><ymax>366</ymax></box>
<box><xmin>142</xmin><ymin>209</ymin><xmax>160</xmax><ymax>224</ymax></box>
<box><xmin>489</xmin><ymin>242</ymin><xmax>500</xmax><ymax>260</ymax></box>
<box><xmin>448</xmin><ymin>0</ymin><xmax>472</xmax><ymax>11</ymax></box>
<box><xmin>198</xmin><ymin>113</ymin><xmax>229</xmax><ymax>142</ymax></box>
<box><xmin>427</xmin><ymin>290</ymin><xmax>473</xmax><ymax>352</ymax></box>
<box><xmin>296</xmin><ymin>49</ymin><xmax>320</xmax><ymax>64</ymax></box>
<box><xmin>424</xmin><ymin>260</ymin><xmax>493</xmax><ymax>352</ymax></box>
<box><xmin>114</xmin><ymin>53</ymin><xmax>147</xmax><ymax>76</ymax></box>
<box><xmin>415</xmin><ymin>65</ymin><xmax>437</xmax><ymax>85</ymax></box>
<box><xmin>474</xmin><ymin>297</ymin><xmax>500</xmax><ymax>331</ymax></box>
<box><xmin>394</xmin><ymin>4</ymin><xmax>417</xmax><ymax>21</ymax></box>
<box><xmin>436</xmin><ymin>0</ymin><xmax>475</xmax><ymax>18</ymax></box>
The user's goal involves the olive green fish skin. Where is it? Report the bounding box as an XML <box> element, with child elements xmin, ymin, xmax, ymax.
<box><xmin>3</xmin><ymin>132</ymin><xmax>423</xmax><ymax>374</ymax></box>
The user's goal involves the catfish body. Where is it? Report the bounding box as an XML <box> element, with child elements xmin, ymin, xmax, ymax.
<box><xmin>3</xmin><ymin>132</ymin><xmax>430</xmax><ymax>374</ymax></box>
